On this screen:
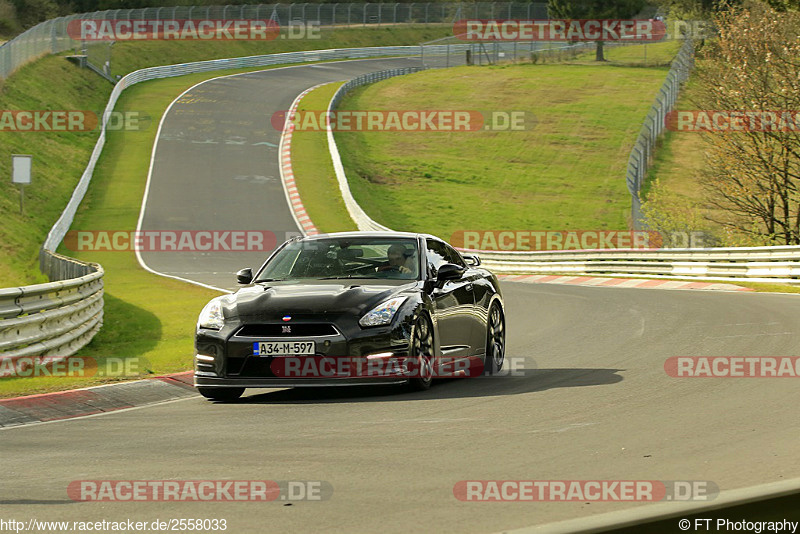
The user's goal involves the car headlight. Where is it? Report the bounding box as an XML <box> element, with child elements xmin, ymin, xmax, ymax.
<box><xmin>359</xmin><ymin>296</ymin><xmax>408</xmax><ymax>327</ymax></box>
<box><xmin>197</xmin><ymin>297</ymin><xmax>225</xmax><ymax>330</ymax></box>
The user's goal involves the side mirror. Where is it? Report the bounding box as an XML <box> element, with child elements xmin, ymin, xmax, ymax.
<box><xmin>236</xmin><ymin>268</ymin><xmax>253</xmax><ymax>284</ymax></box>
<box><xmin>462</xmin><ymin>253</ymin><xmax>481</xmax><ymax>267</ymax></box>
<box><xmin>437</xmin><ymin>263</ymin><xmax>466</xmax><ymax>283</ymax></box>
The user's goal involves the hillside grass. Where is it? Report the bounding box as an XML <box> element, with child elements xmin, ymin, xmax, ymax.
<box><xmin>334</xmin><ymin>61</ymin><xmax>671</xmax><ymax>239</ymax></box>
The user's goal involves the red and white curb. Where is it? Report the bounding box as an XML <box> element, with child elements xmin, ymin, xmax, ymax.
<box><xmin>498</xmin><ymin>274</ymin><xmax>753</xmax><ymax>292</ymax></box>
<box><xmin>0</xmin><ymin>372</ymin><xmax>197</xmax><ymax>428</ymax></box>
<box><xmin>279</xmin><ymin>85</ymin><xmax>322</xmax><ymax>237</ymax></box>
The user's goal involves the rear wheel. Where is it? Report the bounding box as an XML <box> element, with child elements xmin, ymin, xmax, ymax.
<box><xmin>484</xmin><ymin>302</ymin><xmax>505</xmax><ymax>375</ymax></box>
<box><xmin>407</xmin><ymin>314</ymin><xmax>435</xmax><ymax>391</ymax></box>
<box><xmin>197</xmin><ymin>387</ymin><xmax>245</xmax><ymax>402</ymax></box>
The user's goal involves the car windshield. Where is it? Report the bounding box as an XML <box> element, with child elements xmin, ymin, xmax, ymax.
<box><xmin>255</xmin><ymin>237</ymin><xmax>420</xmax><ymax>281</ymax></box>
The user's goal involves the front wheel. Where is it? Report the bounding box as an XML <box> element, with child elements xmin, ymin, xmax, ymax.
<box><xmin>407</xmin><ymin>314</ymin><xmax>435</xmax><ymax>391</ymax></box>
<box><xmin>197</xmin><ymin>387</ymin><xmax>245</xmax><ymax>402</ymax></box>
<box><xmin>484</xmin><ymin>302</ymin><xmax>505</xmax><ymax>375</ymax></box>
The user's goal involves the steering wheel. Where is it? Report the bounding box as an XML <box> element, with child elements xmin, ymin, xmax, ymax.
<box><xmin>376</xmin><ymin>265</ymin><xmax>401</xmax><ymax>273</ymax></box>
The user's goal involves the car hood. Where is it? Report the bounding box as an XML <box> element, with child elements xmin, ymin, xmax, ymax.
<box><xmin>229</xmin><ymin>279</ymin><xmax>418</xmax><ymax>320</ymax></box>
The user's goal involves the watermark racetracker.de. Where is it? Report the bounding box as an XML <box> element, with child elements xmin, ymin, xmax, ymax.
<box><xmin>452</xmin><ymin>19</ymin><xmax>668</xmax><ymax>41</ymax></box>
<box><xmin>665</xmin><ymin>357</ymin><xmax>800</xmax><ymax>378</ymax></box>
<box><xmin>0</xmin><ymin>110</ymin><xmax>150</xmax><ymax>132</ymax></box>
<box><xmin>262</xmin><ymin>355</ymin><xmax>532</xmax><ymax>379</ymax></box>
<box><xmin>450</xmin><ymin>230</ymin><xmax>715</xmax><ymax>251</ymax></box>
<box><xmin>62</xmin><ymin>230</ymin><xmax>303</xmax><ymax>252</ymax></box>
<box><xmin>454</xmin><ymin>480</ymin><xmax>719</xmax><ymax>501</ymax></box>
<box><xmin>67</xmin><ymin>480</ymin><xmax>333</xmax><ymax>502</ymax></box>
<box><xmin>271</xmin><ymin>110</ymin><xmax>535</xmax><ymax>132</ymax></box>
<box><xmin>666</xmin><ymin>110</ymin><xmax>800</xmax><ymax>133</ymax></box>
<box><xmin>0</xmin><ymin>356</ymin><xmax>149</xmax><ymax>379</ymax></box>
<box><xmin>67</xmin><ymin>19</ymin><xmax>322</xmax><ymax>41</ymax></box>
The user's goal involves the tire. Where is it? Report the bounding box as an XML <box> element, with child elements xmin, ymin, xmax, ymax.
<box><xmin>484</xmin><ymin>302</ymin><xmax>505</xmax><ymax>375</ymax></box>
<box><xmin>407</xmin><ymin>314</ymin><xmax>435</xmax><ymax>391</ymax></box>
<box><xmin>197</xmin><ymin>387</ymin><xmax>245</xmax><ymax>402</ymax></box>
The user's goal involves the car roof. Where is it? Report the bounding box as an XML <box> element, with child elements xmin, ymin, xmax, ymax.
<box><xmin>298</xmin><ymin>231</ymin><xmax>441</xmax><ymax>241</ymax></box>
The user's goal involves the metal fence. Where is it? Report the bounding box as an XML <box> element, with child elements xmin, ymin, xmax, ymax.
<box><xmin>420</xmin><ymin>38</ymin><xmax>595</xmax><ymax>67</ymax></box>
<box><xmin>0</xmin><ymin>2</ymin><xmax>547</xmax><ymax>81</ymax></box>
<box><xmin>626</xmin><ymin>37</ymin><xmax>695</xmax><ymax>229</ymax></box>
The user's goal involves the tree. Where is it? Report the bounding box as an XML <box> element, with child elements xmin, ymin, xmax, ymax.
<box><xmin>547</xmin><ymin>0</ymin><xmax>647</xmax><ymax>61</ymax></box>
<box><xmin>692</xmin><ymin>1</ymin><xmax>800</xmax><ymax>243</ymax></box>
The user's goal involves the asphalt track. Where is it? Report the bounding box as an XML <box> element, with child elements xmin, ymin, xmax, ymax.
<box><xmin>2</xmin><ymin>58</ymin><xmax>799</xmax><ymax>532</ymax></box>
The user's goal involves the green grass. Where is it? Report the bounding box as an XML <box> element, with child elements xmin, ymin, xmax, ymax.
<box><xmin>334</xmin><ymin>62</ymin><xmax>670</xmax><ymax>240</ymax></box>
<box><xmin>0</xmin><ymin>56</ymin><xmax>113</xmax><ymax>286</ymax></box>
<box><xmin>0</xmin><ymin>25</ymin><xmax>452</xmax><ymax>398</ymax></box>
<box><xmin>572</xmin><ymin>40</ymin><xmax>682</xmax><ymax>67</ymax></box>
<box><xmin>291</xmin><ymin>82</ymin><xmax>358</xmax><ymax>233</ymax></box>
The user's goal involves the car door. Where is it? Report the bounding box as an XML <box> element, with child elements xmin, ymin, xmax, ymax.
<box><xmin>444</xmin><ymin>243</ymin><xmax>487</xmax><ymax>355</ymax></box>
<box><xmin>425</xmin><ymin>238</ymin><xmax>475</xmax><ymax>359</ymax></box>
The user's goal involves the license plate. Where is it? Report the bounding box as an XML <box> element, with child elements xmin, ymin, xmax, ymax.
<box><xmin>252</xmin><ymin>341</ymin><xmax>315</xmax><ymax>357</ymax></box>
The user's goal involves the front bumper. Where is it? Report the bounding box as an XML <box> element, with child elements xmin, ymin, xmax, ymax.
<box><xmin>195</xmin><ymin>313</ymin><xmax>414</xmax><ymax>388</ymax></box>
<box><xmin>194</xmin><ymin>375</ymin><xmax>408</xmax><ymax>388</ymax></box>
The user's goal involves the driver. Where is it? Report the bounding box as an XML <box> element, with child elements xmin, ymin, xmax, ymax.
<box><xmin>383</xmin><ymin>243</ymin><xmax>413</xmax><ymax>274</ymax></box>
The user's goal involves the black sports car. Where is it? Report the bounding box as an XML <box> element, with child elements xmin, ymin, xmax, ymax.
<box><xmin>194</xmin><ymin>232</ymin><xmax>505</xmax><ymax>401</ymax></box>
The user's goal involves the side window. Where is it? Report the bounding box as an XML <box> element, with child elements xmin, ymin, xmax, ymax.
<box><xmin>425</xmin><ymin>239</ymin><xmax>449</xmax><ymax>276</ymax></box>
<box><xmin>444</xmin><ymin>244</ymin><xmax>466</xmax><ymax>267</ymax></box>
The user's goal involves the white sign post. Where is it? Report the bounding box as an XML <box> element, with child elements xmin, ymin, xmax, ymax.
<box><xmin>12</xmin><ymin>155</ymin><xmax>32</xmax><ymax>215</ymax></box>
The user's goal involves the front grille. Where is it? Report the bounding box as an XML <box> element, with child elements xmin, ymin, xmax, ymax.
<box><xmin>235</xmin><ymin>324</ymin><xmax>339</xmax><ymax>337</ymax></box>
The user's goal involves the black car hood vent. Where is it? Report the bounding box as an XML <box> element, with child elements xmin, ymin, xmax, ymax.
<box><xmin>233</xmin><ymin>282</ymin><xmax>411</xmax><ymax>318</ymax></box>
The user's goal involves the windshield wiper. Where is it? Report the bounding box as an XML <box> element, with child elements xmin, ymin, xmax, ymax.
<box><xmin>319</xmin><ymin>275</ymin><xmax>379</xmax><ymax>280</ymax></box>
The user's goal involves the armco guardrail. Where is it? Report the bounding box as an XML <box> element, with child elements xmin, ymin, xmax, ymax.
<box><xmin>627</xmin><ymin>36</ymin><xmax>695</xmax><ymax>228</ymax></box>
<box><xmin>0</xmin><ymin>2</ymin><xmax>547</xmax><ymax>81</ymax></box>
<box><xmin>0</xmin><ymin>255</ymin><xmax>103</xmax><ymax>375</ymax></box>
<box><xmin>471</xmin><ymin>246</ymin><xmax>800</xmax><ymax>282</ymax></box>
